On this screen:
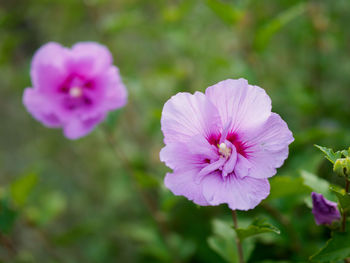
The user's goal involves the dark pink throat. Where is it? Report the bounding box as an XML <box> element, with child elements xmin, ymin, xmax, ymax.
<box><xmin>207</xmin><ymin>132</ymin><xmax>247</xmax><ymax>157</ymax></box>
<box><xmin>58</xmin><ymin>74</ymin><xmax>95</xmax><ymax>111</ymax></box>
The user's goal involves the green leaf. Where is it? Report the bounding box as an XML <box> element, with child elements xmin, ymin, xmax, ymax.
<box><xmin>301</xmin><ymin>170</ymin><xmax>334</xmax><ymax>201</ymax></box>
<box><xmin>310</xmin><ymin>232</ymin><xmax>350</xmax><ymax>262</ymax></box>
<box><xmin>134</xmin><ymin>171</ymin><xmax>160</xmax><ymax>189</ymax></box>
<box><xmin>341</xmin><ymin>149</ymin><xmax>350</xmax><ymax>157</ymax></box>
<box><xmin>10</xmin><ymin>172</ymin><xmax>38</xmax><ymax>207</ymax></box>
<box><xmin>207</xmin><ymin>219</ymin><xmax>238</xmax><ymax>263</ymax></box>
<box><xmin>121</xmin><ymin>222</ymin><xmax>170</xmax><ymax>261</ymax></box>
<box><xmin>206</xmin><ymin>0</ymin><xmax>244</xmax><ymax>25</ymax></box>
<box><xmin>105</xmin><ymin>109</ymin><xmax>122</xmax><ymax>130</ymax></box>
<box><xmin>315</xmin><ymin>145</ymin><xmax>342</xmax><ymax>164</ymax></box>
<box><xmin>267</xmin><ymin>175</ymin><xmax>310</xmax><ymax>200</ymax></box>
<box><xmin>0</xmin><ymin>199</ymin><xmax>18</xmax><ymax>234</ymax></box>
<box><xmin>168</xmin><ymin>234</ymin><xmax>196</xmax><ymax>261</ymax></box>
<box><xmin>235</xmin><ymin>217</ymin><xmax>280</xmax><ymax>240</ymax></box>
<box><xmin>254</xmin><ymin>3</ymin><xmax>306</xmax><ymax>51</ymax></box>
<box><xmin>330</xmin><ymin>186</ymin><xmax>350</xmax><ymax>212</ymax></box>
<box><xmin>25</xmin><ymin>191</ymin><xmax>66</xmax><ymax>226</ymax></box>
<box><xmin>207</xmin><ymin>219</ymin><xmax>254</xmax><ymax>263</ymax></box>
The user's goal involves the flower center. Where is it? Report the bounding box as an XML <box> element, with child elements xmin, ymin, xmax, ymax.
<box><xmin>218</xmin><ymin>142</ymin><xmax>231</xmax><ymax>159</ymax></box>
<box><xmin>69</xmin><ymin>86</ymin><xmax>83</xmax><ymax>98</ymax></box>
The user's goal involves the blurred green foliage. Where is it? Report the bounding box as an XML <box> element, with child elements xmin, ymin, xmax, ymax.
<box><xmin>1</xmin><ymin>0</ymin><xmax>350</xmax><ymax>262</ymax></box>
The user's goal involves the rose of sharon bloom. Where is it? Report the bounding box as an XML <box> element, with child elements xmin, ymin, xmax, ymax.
<box><xmin>160</xmin><ymin>79</ymin><xmax>294</xmax><ymax>210</ymax></box>
<box><xmin>311</xmin><ymin>192</ymin><xmax>341</xmax><ymax>225</ymax></box>
<box><xmin>23</xmin><ymin>42</ymin><xmax>127</xmax><ymax>139</ymax></box>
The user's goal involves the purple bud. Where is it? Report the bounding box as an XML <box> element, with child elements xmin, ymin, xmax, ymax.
<box><xmin>311</xmin><ymin>192</ymin><xmax>341</xmax><ymax>225</ymax></box>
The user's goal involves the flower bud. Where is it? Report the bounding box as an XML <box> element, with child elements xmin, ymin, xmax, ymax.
<box><xmin>311</xmin><ymin>192</ymin><xmax>341</xmax><ymax>225</ymax></box>
<box><xmin>333</xmin><ymin>159</ymin><xmax>345</xmax><ymax>176</ymax></box>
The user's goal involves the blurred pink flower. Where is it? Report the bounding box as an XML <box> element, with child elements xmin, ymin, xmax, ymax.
<box><xmin>23</xmin><ymin>42</ymin><xmax>127</xmax><ymax>139</ymax></box>
<box><xmin>160</xmin><ymin>79</ymin><xmax>294</xmax><ymax>210</ymax></box>
<box><xmin>311</xmin><ymin>192</ymin><xmax>341</xmax><ymax>225</ymax></box>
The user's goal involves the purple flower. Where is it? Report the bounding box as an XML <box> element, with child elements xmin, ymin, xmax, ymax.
<box><xmin>311</xmin><ymin>192</ymin><xmax>341</xmax><ymax>225</ymax></box>
<box><xmin>160</xmin><ymin>79</ymin><xmax>294</xmax><ymax>210</ymax></box>
<box><xmin>23</xmin><ymin>42</ymin><xmax>127</xmax><ymax>139</ymax></box>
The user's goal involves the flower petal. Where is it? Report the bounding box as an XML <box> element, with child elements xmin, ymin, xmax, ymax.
<box><xmin>222</xmin><ymin>146</ymin><xmax>237</xmax><ymax>177</ymax></box>
<box><xmin>23</xmin><ymin>88</ymin><xmax>61</xmax><ymax>127</ymax></box>
<box><xmin>312</xmin><ymin>192</ymin><xmax>341</xmax><ymax>225</ymax></box>
<box><xmin>67</xmin><ymin>42</ymin><xmax>113</xmax><ymax>77</ymax></box>
<box><xmin>202</xmin><ymin>172</ymin><xmax>270</xmax><ymax>210</ymax></box>
<box><xmin>161</xmin><ymin>92</ymin><xmax>221</xmax><ymax>144</ymax></box>
<box><xmin>63</xmin><ymin>113</ymin><xmax>105</xmax><ymax>140</ymax></box>
<box><xmin>241</xmin><ymin>113</ymin><xmax>294</xmax><ymax>179</ymax></box>
<box><xmin>30</xmin><ymin>42</ymin><xmax>69</xmax><ymax>92</ymax></box>
<box><xmin>234</xmin><ymin>154</ymin><xmax>252</xmax><ymax>178</ymax></box>
<box><xmin>196</xmin><ymin>158</ymin><xmax>226</xmax><ymax>183</ymax></box>
<box><xmin>93</xmin><ymin>66</ymin><xmax>128</xmax><ymax>111</ymax></box>
<box><xmin>205</xmin><ymin>79</ymin><xmax>271</xmax><ymax>133</ymax></box>
<box><xmin>164</xmin><ymin>170</ymin><xmax>209</xmax><ymax>206</ymax></box>
<box><xmin>160</xmin><ymin>135</ymin><xmax>218</xmax><ymax>171</ymax></box>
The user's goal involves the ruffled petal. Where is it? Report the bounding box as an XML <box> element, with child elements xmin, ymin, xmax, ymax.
<box><xmin>205</xmin><ymin>79</ymin><xmax>271</xmax><ymax>133</ymax></box>
<box><xmin>164</xmin><ymin>170</ymin><xmax>209</xmax><ymax>206</ymax></box>
<box><xmin>23</xmin><ymin>88</ymin><xmax>61</xmax><ymax>127</ymax></box>
<box><xmin>196</xmin><ymin>158</ymin><xmax>226</xmax><ymax>183</ymax></box>
<box><xmin>30</xmin><ymin>42</ymin><xmax>69</xmax><ymax>92</ymax></box>
<box><xmin>161</xmin><ymin>92</ymin><xmax>221</xmax><ymax>144</ymax></box>
<box><xmin>160</xmin><ymin>135</ymin><xmax>218</xmax><ymax>171</ymax></box>
<box><xmin>62</xmin><ymin>113</ymin><xmax>105</xmax><ymax>140</ymax></box>
<box><xmin>240</xmin><ymin>113</ymin><xmax>294</xmax><ymax>179</ymax></box>
<box><xmin>202</xmin><ymin>172</ymin><xmax>270</xmax><ymax>210</ymax></box>
<box><xmin>93</xmin><ymin>66</ymin><xmax>128</xmax><ymax>111</ymax></box>
<box><xmin>222</xmin><ymin>146</ymin><xmax>237</xmax><ymax>177</ymax></box>
<box><xmin>234</xmin><ymin>154</ymin><xmax>252</xmax><ymax>178</ymax></box>
<box><xmin>67</xmin><ymin>42</ymin><xmax>113</xmax><ymax>77</ymax></box>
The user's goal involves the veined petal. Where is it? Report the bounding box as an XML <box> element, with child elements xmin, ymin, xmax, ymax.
<box><xmin>165</xmin><ymin>170</ymin><xmax>209</xmax><ymax>206</ymax></box>
<box><xmin>222</xmin><ymin>146</ymin><xmax>237</xmax><ymax>177</ymax></box>
<box><xmin>234</xmin><ymin>154</ymin><xmax>252</xmax><ymax>178</ymax></box>
<box><xmin>202</xmin><ymin>172</ymin><xmax>270</xmax><ymax>210</ymax></box>
<box><xmin>195</xmin><ymin>158</ymin><xmax>226</xmax><ymax>183</ymax></box>
<box><xmin>205</xmin><ymin>79</ymin><xmax>271</xmax><ymax>133</ymax></box>
<box><xmin>241</xmin><ymin>113</ymin><xmax>294</xmax><ymax>179</ymax></box>
<box><xmin>160</xmin><ymin>136</ymin><xmax>218</xmax><ymax>171</ymax></box>
<box><xmin>161</xmin><ymin>92</ymin><xmax>221</xmax><ymax>144</ymax></box>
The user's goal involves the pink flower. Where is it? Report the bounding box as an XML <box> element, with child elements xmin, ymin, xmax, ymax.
<box><xmin>23</xmin><ymin>42</ymin><xmax>127</xmax><ymax>139</ymax></box>
<box><xmin>160</xmin><ymin>79</ymin><xmax>294</xmax><ymax>210</ymax></box>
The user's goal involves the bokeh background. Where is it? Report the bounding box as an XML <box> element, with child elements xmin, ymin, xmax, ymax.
<box><xmin>1</xmin><ymin>0</ymin><xmax>350</xmax><ymax>262</ymax></box>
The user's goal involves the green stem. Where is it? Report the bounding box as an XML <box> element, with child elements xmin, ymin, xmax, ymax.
<box><xmin>231</xmin><ymin>210</ymin><xmax>244</xmax><ymax>263</ymax></box>
<box><xmin>342</xmin><ymin>177</ymin><xmax>349</xmax><ymax>232</ymax></box>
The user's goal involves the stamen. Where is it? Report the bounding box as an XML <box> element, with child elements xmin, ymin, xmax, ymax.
<box><xmin>69</xmin><ymin>87</ymin><xmax>83</xmax><ymax>98</ymax></box>
<box><xmin>218</xmin><ymin>142</ymin><xmax>231</xmax><ymax>158</ymax></box>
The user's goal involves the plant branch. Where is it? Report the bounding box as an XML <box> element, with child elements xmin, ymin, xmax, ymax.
<box><xmin>0</xmin><ymin>233</ymin><xmax>16</xmax><ymax>257</ymax></box>
<box><xmin>24</xmin><ymin>219</ymin><xmax>64</xmax><ymax>262</ymax></box>
<box><xmin>341</xmin><ymin>176</ymin><xmax>349</xmax><ymax>232</ymax></box>
<box><xmin>231</xmin><ymin>210</ymin><xmax>244</xmax><ymax>263</ymax></box>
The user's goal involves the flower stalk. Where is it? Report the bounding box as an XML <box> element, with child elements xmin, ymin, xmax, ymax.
<box><xmin>231</xmin><ymin>210</ymin><xmax>245</xmax><ymax>263</ymax></box>
<box><xmin>341</xmin><ymin>175</ymin><xmax>349</xmax><ymax>232</ymax></box>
